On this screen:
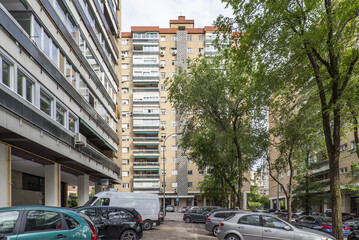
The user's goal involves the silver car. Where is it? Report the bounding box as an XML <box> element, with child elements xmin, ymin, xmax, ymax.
<box><xmin>205</xmin><ymin>210</ymin><xmax>243</xmax><ymax>236</ymax></box>
<box><xmin>217</xmin><ymin>213</ymin><xmax>336</xmax><ymax>240</ymax></box>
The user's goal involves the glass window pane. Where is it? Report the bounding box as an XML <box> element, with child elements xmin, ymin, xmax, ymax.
<box><xmin>262</xmin><ymin>216</ymin><xmax>289</xmax><ymax>229</ymax></box>
<box><xmin>32</xmin><ymin>18</ymin><xmax>42</xmax><ymax>47</ymax></box>
<box><xmin>43</xmin><ymin>33</ymin><xmax>51</xmax><ymax>57</ymax></box>
<box><xmin>26</xmin><ymin>80</ymin><xmax>33</xmax><ymax>103</ymax></box>
<box><xmin>238</xmin><ymin>215</ymin><xmax>260</xmax><ymax>226</ymax></box>
<box><xmin>2</xmin><ymin>60</ymin><xmax>11</xmax><ymax>87</ymax></box>
<box><xmin>40</xmin><ymin>90</ymin><xmax>52</xmax><ymax>116</ymax></box>
<box><xmin>56</xmin><ymin>104</ymin><xmax>66</xmax><ymax>126</ymax></box>
<box><xmin>69</xmin><ymin>114</ymin><xmax>76</xmax><ymax>133</ymax></box>
<box><xmin>51</xmin><ymin>42</ymin><xmax>59</xmax><ymax>66</ymax></box>
<box><xmin>17</xmin><ymin>71</ymin><xmax>24</xmax><ymax>96</ymax></box>
<box><xmin>0</xmin><ymin>211</ymin><xmax>19</xmax><ymax>234</ymax></box>
<box><xmin>25</xmin><ymin>210</ymin><xmax>62</xmax><ymax>231</ymax></box>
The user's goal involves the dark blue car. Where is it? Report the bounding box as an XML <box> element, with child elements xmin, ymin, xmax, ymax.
<box><xmin>295</xmin><ymin>215</ymin><xmax>350</xmax><ymax>238</ymax></box>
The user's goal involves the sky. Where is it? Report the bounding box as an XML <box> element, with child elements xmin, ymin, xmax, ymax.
<box><xmin>121</xmin><ymin>0</ymin><xmax>234</xmax><ymax>32</ymax></box>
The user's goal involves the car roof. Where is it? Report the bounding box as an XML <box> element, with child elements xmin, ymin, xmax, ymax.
<box><xmin>76</xmin><ymin>206</ymin><xmax>137</xmax><ymax>211</ymax></box>
<box><xmin>0</xmin><ymin>206</ymin><xmax>73</xmax><ymax>213</ymax></box>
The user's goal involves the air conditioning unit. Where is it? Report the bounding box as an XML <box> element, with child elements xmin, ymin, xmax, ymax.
<box><xmin>160</xmin><ymin>63</ymin><xmax>165</xmax><ymax>68</ymax></box>
<box><xmin>75</xmin><ymin>133</ymin><xmax>87</xmax><ymax>146</ymax></box>
<box><xmin>160</xmin><ymin>51</ymin><xmax>165</xmax><ymax>56</ymax></box>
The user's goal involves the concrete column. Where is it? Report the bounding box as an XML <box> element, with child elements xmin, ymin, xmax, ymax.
<box><xmin>0</xmin><ymin>143</ymin><xmax>11</xmax><ymax>207</ymax></box>
<box><xmin>45</xmin><ymin>163</ymin><xmax>60</xmax><ymax>206</ymax></box>
<box><xmin>78</xmin><ymin>174</ymin><xmax>89</xmax><ymax>206</ymax></box>
<box><xmin>95</xmin><ymin>182</ymin><xmax>102</xmax><ymax>193</ymax></box>
<box><xmin>243</xmin><ymin>192</ymin><xmax>248</xmax><ymax>210</ymax></box>
<box><xmin>270</xmin><ymin>199</ymin><xmax>273</xmax><ymax>209</ymax></box>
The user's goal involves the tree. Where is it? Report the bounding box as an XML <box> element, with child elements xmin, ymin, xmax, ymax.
<box><xmin>199</xmin><ymin>174</ymin><xmax>231</xmax><ymax>207</ymax></box>
<box><xmin>167</xmin><ymin>56</ymin><xmax>267</xmax><ymax>209</ymax></box>
<box><xmin>247</xmin><ymin>185</ymin><xmax>262</xmax><ymax>211</ymax></box>
<box><xmin>217</xmin><ymin>1</ymin><xmax>359</xmax><ymax>238</ymax></box>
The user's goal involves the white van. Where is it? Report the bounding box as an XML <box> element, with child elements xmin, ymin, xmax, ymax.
<box><xmin>84</xmin><ymin>191</ymin><xmax>160</xmax><ymax>230</ymax></box>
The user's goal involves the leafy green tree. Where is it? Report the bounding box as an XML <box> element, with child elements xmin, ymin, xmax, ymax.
<box><xmin>217</xmin><ymin>1</ymin><xmax>359</xmax><ymax>238</ymax></box>
<box><xmin>199</xmin><ymin>174</ymin><xmax>231</xmax><ymax>207</ymax></box>
<box><xmin>247</xmin><ymin>185</ymin><xmax>262</xmax><ymax>211</ymax></box>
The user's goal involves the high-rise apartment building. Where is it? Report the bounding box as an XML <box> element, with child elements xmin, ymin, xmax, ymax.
<box><xmin>120</xmin><ymin>16</ymin><xmax>220</xmax><ymax>207</ymax></box>
<box><xmin>0</xmin><ymin>0</ymin><xmax>121</xmax><ymax>207</ymax></box>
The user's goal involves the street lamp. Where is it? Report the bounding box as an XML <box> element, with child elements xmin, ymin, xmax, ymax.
<box><xmin>161</xmin><ymin>132</ymin><xmax>182</xmax><ymax>217</ymax></box>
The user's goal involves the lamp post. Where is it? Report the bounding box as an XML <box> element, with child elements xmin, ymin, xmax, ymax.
<box><xmin>161</xmin><ymin>132</ymin><xmax>181</xmax><ymax>217</ymax></box>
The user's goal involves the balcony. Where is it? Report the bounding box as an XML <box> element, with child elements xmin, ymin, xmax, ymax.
<box><xmin>133</xmin><ymin>100</ymin><xmax>159</xmax><ymax>105</ymax></box>
<box><xmin>133</xmin><ymin>161</ymin><xmax>160</xmax><ymax>167</ymax></box>
<box><xmin>133</xmin><ymin>149</ymin><xmax>160</xmax><ymax>158</ymax></box>
<box><xmin>133</xmin><ymin>88</ymin><xmax>159</xmax><ymax>92</ymax></box>
<box><xmin>133</xmin><ymin>112</ymin><xmax>159</xmax><ymax>118</ymax></box>
<box><xmin>133</xmin><ymin>173</ymin><xmax>160</xmax><ymax>179</ymax></box>
<box><xmin>133</xmin><ymin>137</ymin><xmax>160</xmax><ymax>145</ymax></box>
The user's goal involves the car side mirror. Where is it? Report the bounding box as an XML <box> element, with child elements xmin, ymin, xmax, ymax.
<box><xmin>284</xmin><ymin>226</ymin><xmax>292</xmax><ymax>231</ymax></box>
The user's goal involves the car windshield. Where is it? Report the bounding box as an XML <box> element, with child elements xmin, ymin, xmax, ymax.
<box><xmin>84</xmin><ymin>196</ymin><xmax>98</xmax><ymax>206</ymax></box>
<box><xmin>319</xmin><ymin>218</ymin><xmax>332</xmax><ymax>224</ymax></box>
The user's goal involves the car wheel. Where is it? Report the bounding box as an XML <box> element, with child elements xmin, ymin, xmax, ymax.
<box><xmin>225</xmin><ymin>234</ymin><xmax>240</xmax><ymax>240</ymax></box>
<box><xmin>185</xmin><ymin>217</ymin><xmax>191</xmax><ymax>223</ymax></box>
<box><xmin>143</xmin><ymin>220</ymin><xmax>152</xmax><ymax>230</ymax></box>
<box><xmin>120</xmin><ymin>230</ymin><xmax>138</xmax><ymax>240</ymax></box>
<box><xmin>213</xmin><ymin>225</ymin><xmax>219</xmax><ymax>236</ymax></box>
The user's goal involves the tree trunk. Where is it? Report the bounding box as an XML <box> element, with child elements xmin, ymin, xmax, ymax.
<box><xmin>238</xmin><ymin>174</ymin><xmax>243</xmax><ymax>209</ymax></box>
<box><xmin>287</xmin><ymin>194</ymin><xmax>292</xmax><ymax>222</ymax></box>
<box><xmin>352</xmin><ymin>113</ymin><xmax>359</xmax><ymax>158</ymax></box>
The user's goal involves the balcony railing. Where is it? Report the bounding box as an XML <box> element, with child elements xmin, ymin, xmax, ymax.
<box><xmin>133</xmin><ymin>174</ymin><xmax>160</xmax><ymax>179</ymax></box>
<box><xmin>133</xmin><ymin>149</ymin><xmax>160</xmax><ymax>154</ymax></box>
<box><xmin>133</xmin><ymin>137</ymin><xmax>160</xmax><ymax>142</ymax></box>
<box><xmin>133</xmin><ymin>113</ymin><xmax>159</xmax><ymax>117</ymax></box>
<box><xmin>133</xmin><ymin>101</ymin><xmax>159</xmax><ymax>105</ymax></box>
<box><xmin>133</xmin><ymin>162</ymin><xmax>160</xmax><ymax>166</ymax></box>
<box><xmin>133</xmin><ymin>126</ymin><xmax>159</xmax><ymax>129</ymax></box>
<box><xmin>133</xmin><ymin>88</ymin><xmax>159</xmax><ymax>92</ymax></box>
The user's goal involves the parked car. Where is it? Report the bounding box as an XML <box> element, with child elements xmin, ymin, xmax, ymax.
<box><xmin>206</xmin><ymin>208</ymin><xmax>241</xmax><ymax>218</ymax></box>
<box><xmin>0</xmin><ymin>206</ymin><xmax>98</xmax><ymax>240</ymax></box>
<box><xmin>295</xmin><ymin>215</ymin><xmax>350</xmax><ymax>238</ymax></box>
<box><xmin>183</xmin><ymin>209</ymin><xmax>208</xmax><ymax>223</ymax></box>
<box><xmin>205</xmin><ymin>209</ymin><xmax>243</xmax><ymax>236</ymax></box>
<box><xmin>180</xmin><ymin>206</ymin><xmax>187</xmax><ymax>213</ymax></box>
<box><xmin>217</xmin><ymin>213</ymin><xmax>336</xmax><ymax>240</ymax></box>
<box><xmin>348</xmin><ymin>230</ymin><xmax>359</xmax><ymax>240</ymax></box>
<box><xmin>201</xmin><ymin>206</ymin><xmax>222</xmax><ymax>213</ymax></box>
<box><xmin>344</xmin><ymin>217</ymin><xmax>359</xmax><ymax>230</ymax></box>
<box><xmin>166</xmin><ymin>205</ymin><xmax>175</xmax><ymax>212</ymax></box>
<box><xmin>84</xmin><ymin>191</ymin><xmax>160</xmax><ymax>230</ymax></box>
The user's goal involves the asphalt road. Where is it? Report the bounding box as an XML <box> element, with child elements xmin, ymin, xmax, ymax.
<box><xmin>142</xmin><ymin>212</ymin><xmax>217</xmax><ymax>240</ymax></box>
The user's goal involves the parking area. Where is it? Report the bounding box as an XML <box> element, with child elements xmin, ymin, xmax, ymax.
<box><xmin>142</xmin><ymin>212</ymin><xmax>217</xmax><ymax>240</ymax></box>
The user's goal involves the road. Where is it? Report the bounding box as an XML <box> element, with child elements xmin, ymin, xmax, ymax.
<box><xmin>142</xmin><ymin>212</ymin><xmax>217</xmax><ymax>240</ymax></box>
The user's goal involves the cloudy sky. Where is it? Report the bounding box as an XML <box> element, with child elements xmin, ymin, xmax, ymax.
<box><xmin>121</xmin><ymin>0</ymin><xmax>234</xmax><ymax>32</ymax></box>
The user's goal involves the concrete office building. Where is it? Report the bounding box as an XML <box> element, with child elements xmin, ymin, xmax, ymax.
<box><xmin>119</xmin><ymin>16</ymin><xmax>222</xmax><ymax>207</ymax></box>
<box><xmin>0</xmin><ymin>0</ymin><xmax>121</xmax><ymax>207</ymax></box>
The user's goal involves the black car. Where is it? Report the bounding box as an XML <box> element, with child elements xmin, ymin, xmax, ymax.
<box><xmin>183</xmin><ymin>209</ymin><xmax>208</xmax><ymax>223</ymax></box>
<box><xmin>77</xmin><ymin>206</ymin><xmax>143</xmax><ymax>240</ymax></box>
<box><xmin>348</xmin><ymin>230</ymin><xmax>359</xmax><ymax>240</ymax></box>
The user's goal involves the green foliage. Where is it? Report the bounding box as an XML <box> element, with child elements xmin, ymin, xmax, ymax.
<box><xmin>199</xmin><ymin>174</ymin><xmax>231</xmax><ymax>207</ymax></box>
<box><xmin>247</xmin><ymin>185</ymin><xmax>262</xmax><ymax>211</ymax></box>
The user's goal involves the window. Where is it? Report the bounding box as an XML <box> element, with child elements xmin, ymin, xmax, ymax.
<box><xmin>188</xmin><ymin>159</ymin><xmax>193</xmax><ymax>163</ymax></box>
<box><xmin>68</xmin><ymin>114</ymin><xmax>76</xmax><ymax>133</ymax></box>
<box><xmin>25</xmin><ymin>211</ymin><xmax>62</xmax><ymax>231</ymax></box>
<box><xmin>199</xmin><ymin>35</ymin><xmax>204</xmax><ymax>41</ymax></box>
<box><xmin>340</xmin><ymin>167</ymin><xmax>348</xmax><ymax>174</ymax></box>
<box><xmin>199</xmin><ymin>48</ymin><xmax>204</xmax><ymax>54</ymax></box>
<box><xmin>172</xmin><ymin>121</ymin><xmax>177</xmax><ymax>126</ymax></box>
<box><xmin>0</xmin><ymin>211</ymin><xmax>19</xmax><ymax>234</ymax></box>
<box><xmin>340</xmin><ymin>144</ymin><xmax>348</xmax><ymax>151</ymax></box>
<box><xmin>160</xmin><ymin>36</ymin><xmax>166</xmax><ymax>41</ymax></box>
<box><xmin>286</xmin><ymin>170</ymin><xmax>290</xmax><ymax>176</ymax></box>
<box><xmin>122</xmin><ymin>135</ymin><xmax>129</xmax><ymax>141</ymax></box>
<box><xmin>122</xmin><ymin>183</ymin><xmax>130</xmax><ymax>189</ymax></box>
<box><xmin>351</xmin><ymin>141</ymin><xmax>357</xmax><ymax>150</ymax></box>
<box><xmin>161</xmin><ymin>134</ymin><xmax>166</xmax><ymax>140</ymax></box>
<box><xmin>187</xmin><ymin>48</ymin><xmax>193</xmax><ymax>53</ymax></box>
<box><xmin>172</xmin><ymin>170</ymin><xmax>178</xmax><ymax>175</ymax></box>
<box><xmin>187</xmin><ymin>36</ymin><xmax>192</xmax><ymax>41</ymax></box>
<box><xmin>161</xmin><ymin>146</ymin><xmax>166</xmax><ymax>151</ymax></box>
<box><xmin>172</xmin><ymin>109</ymin><xmax>176</xmax><ymax>114</ymax></box>
<box><xmin>121</xmin><ymin>39</ymin><xmax>129</xmax><ymax>45</ymax></box>
<box><xmin>43</xmin><ymin>32</ymin><xmax>51</xmax><ymax>57</ymax></box>
<box><xmin>161</xmin><ymin>97</ymin><xmax>166</xmax><ymax>103</ymax></box>
<box><xmin>122</xmin><ymin>88</ymin><xmax>129</xmax><ymax>93</ymax></box>
<box><xmin>161</xmin><ymin>109</ymin><xmax>166</xmax><ymax>115</ymax></box>
<box><xmin>199</xmin><ymin>170</ymin><xmax>204</xmax><ymax>175</ymax></box>
<box><xmin>188</xmin><ymin>182</ymin><xmax>193</xmax><ymax>187</ymax></box>
<box><xmin>122</xmin><ymin>123</ymin><xmax>129</xmax><ymax>130</ymax></box>
<box><xmin>172</xmin><ymin>158</ymin><xmax>178</xmax><ymax>163</ymax></box>
<box><xmin>122</xmin><ymin>75</ymin><xmax>129</xmax><ymax>82</ymax></box>
<box><xmin>161</xmin><ymin>72</ymin><xmax>166</xmax><ymax>79</ymax></box>
<box><xmin>161</xmin><ymin>84</ymin><xmax>166</xmax><ymax>90</ymax></box>
<box><xmin>122</xmin><ymin>112</ymin><xmax>129</xmax><ymax>117</ymax></box>
<box><xmin>32</xmin><ymin>17</ymin><xmax>42</xmax><ymax>47</ymax></box>
<box><xmin>172</xmin><ymin>146</ymin><xmax>177</xmax><ymax>151</ymax></box>
<box><xmin>122</xmin><ymin>159</ymin><xmax>129</xmax><ymax>165</ymax></box>
<box><xmin>122</xmin><ymin>99</ymin><xmax>129</xmax><ymax>105</ymax></box>
<box><xmin>161</xmin><ymin>171</ymin><xmax>166</xmax><ymax>176</ymax></box>
<box><xmin>279</xmin><ymin>173</ymin><xmax>283</xmax><ymax>178</ymax></box>
<box><xmin>56</xmin><ymin>103</ymin><xmax>66</xmax><ymax>126</ymax></box>
<box><xmin>40</xmin><ymin>90</ymin><xmax>53</xmax><ymax>116</ymax></box>
<box><xmin>161</xmin><ymin>121</ymin><xmax>166</xmax><ymax>128</ymax></box>
<box><xmin>238</xmin><ymin>215</ymin><xmax>260</xmax><ymax>226</ymax></box>
<box><xmin>121</xmin><ymin>64</ymin><xmax>129</xmax><ymax>69</ymax></box>
<box><xmin>262</xmin><ymin>215</ymin><xmax>290</xmax><ymax>230</ymax></box>
<box><xmin>188</xmin><ymin>170</ymin><xmax>193</xmax><ymax>175</ymax></box>
<box><xmin>172</xmin><ymin>36</ymin><xmax>177</xmax><ymax>41</ymax></box>
<box><xmin>122</xmin><ymin>148</ymin><xmax>129</xmax><ymax>153</ymax></box>
<box><xmin>122</xmin><ymin>171</ymin><xmax>129</xmax><ymax>177</ymax></box>
<box><xmin>1</xmin><ymin>59</ymin><xmax>11</xmax><ymax>88</ymax></box>
<box><xmin>172</xmin><ymin>182</ymin><xmax>178</xmax><ymax>187</ymax></box>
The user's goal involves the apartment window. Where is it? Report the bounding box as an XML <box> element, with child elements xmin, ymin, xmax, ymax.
<box><xmin>161</xmin><ymin>72</ymin><xmax>166</xmax><ymax>79</ymax></box>
<box><xmin>161</xmin><ymin>122</ymin><xmax>166</xmax><ymax>129</ymax></box>
<box><xmin>160</xmin><ymin>36</ymin><xmax>166</xmax><ymax>41</ymax></box>
<box><xmin>187</xmin><ymin>48</ymin><xmax>193</xmax><ymax>53</ymax></box>
<box><xmin>172</xmin><ymin>170</ymin><xmax>178</xmax><ymax>175</ymax></box>
<box><xmin>122</xmin><ymin>159</ymin><xmax>129</xmax><ymax>165</ymax></box>
<box><xmin>199</xmin><ymin>48</ymin><xmax>204</xmax><ymax>54</ymax></box>
<box><xmin>171</xmin><ymin>73</ymin><xmax>176</xmax><ymax>77</ymax></box>
<box><xmin>188</xmin><ymin>170</ymin><xmax>193</xmax><ymax>175</ymax></box>
<box><xmin>172</xmin><ymin>134</ymin><xmax>177</xmax><ymax>139</ymax></box>
<box><xmin>121</xmin><ymin>39</ymin><xmax>129</xmax><ymax>45</ymax></box>
<box><xmin>17</xmin><ymin>71</ymin><xmax>34</xmax><ymax>103</ymax></box>
<box><xmin>122</xmin><ymin>64</ymin><xmax>129</xmax><ymax>69</ymax></box>
<box><xmin>56</xmin><ymin>103</ymin><xmax>66</xmax><ymax>126</ymax></box>
<box><xmin>172</xmin><ymin>60</ymin><xmax>177</xmax><ymax>66</ymax></box>
<box><xmin>122</xmin><ymin>99</ymin><xmax>129</xmax><ymax>105</ymax></box>
<box><xmin>199</xmin><ymin>35</ymin><xmax>204</xmax><ymax>41</ymax></box>
<box><xmin>121</xmin><ymin>51</ymin><xmax>129</xmax><ymax>58</ymax></box>
<box><xmin>161</xmin><ymin>146</ymin><xmax>166</xmax><ymax>151</ymax></box>
<box><xmin>40</xmin><ymin>90</ymin><xmax>53</xmax><ymax>117</ymax></box>
<box><xmin>122</xmin><ymin>147</ymin><xmax>129</xmax><ymax>153</ymax></box>
<box><xmin>340</xmin><ymin>167</ymin><xmax>348</xmax><ymax>174</ymax></box>
<box><xmin>122</xmin><ymin>123</ymin><xmax>129</xmax><ymax>130</ymax></box>
<box><xmin>199</xmin><ymin>170</ymin><xmax>204</xmax><ymax>175</ymax></box>
<box><xmin>172</xmin><ymin>109</ymin><xmax>176</xmax><ymax>114</ymax></box>
<box><xmin>122</xmin><ymin>135</ymin><xmax>129</xmax><ymax>141</ymax></box>
<box><xmin>286</xmin><ymin>170</ymin><xmax>290</xmax><ymax>176</ymax></box>
<box><xmin>122</xmin><ymin>171</ymin><xmax>129</xmax><ymax>177</ymax></box>
<box><xmin>68</xmin><ymin>114</ymin><xmax>77</xmax><ymax>133</ymax></box>
<box><xmin>172</xmin><ymin>36</ymin><xmax>177</xmax><ymax>41</ymax></box>
<box><xmin>161</xmin><ymin>109</ymin><xmax>166</xmax><ymax>115</ymax></box>
<box><xmin>352</xmin><ymin>141</ymin><xmax>357</xmax><ymax>150</ymax></box>
<box><xmin>161</xmin><ymin>85</ymin><xmax>166</xmax><ymax>90</ymax></box>
<box><xmin>122</xmin><ymin>112</ymin><xmax>129</xmax><ymax>117</ymax></box>
<box><xmin>172</xmin><ymin>146</ymin><xmax>177</xmax><ymax>151</ymax></box>
<box><xmin>279</xmin><ymin>173</ymin><xmax>283</xmax><ymax>178</ymax></box>
<box><xmin>188</xmin><ymin>182</ymin><xmax>193</xmax><ymax>187</ymax></box>
<box><xmin>172</xmin><ymin>182</ymin><xmax>178</xmax><ymax>187</ymax></box>
<box><xmin>187</xmin><ymin>36</ymin><xmax>192</xmax><ymax>41</ymax></box>
<box><xmin>122</xmin><ymin>87</ymin><xmax>129</xmax><ymax>93</ymax></box>
<box><xmin>161</xmin><ymin>97</ymin><xmax>166</xmax><ymax>103</ymax></box>
<box><xmin>172</xmin><ymin>122</ymin><xmax>177</xmax><ymax>126</ymax></box>
<box><xmin>1</xmin><ymin>59</ymin><xmax>11</xmax><ymax>88</ymax></box>
<box><xmin>32</xmin><ymin>17</ymin><xmax>42</xmax><ymax>47</ymax></box>
<box><xmin>280</xmin><ymin>186</ymin><xmax>284</xmax><ymax>192</ymax></box>
<box><xmin>122</xmin><ymin>75</ymin><xmax>129</xmax><ymax>82</ymax></box>
<box><xmin>122</xmin><ymin>183</ymin><xmax>129</xmax><ymax>188</ymax></box>
<box><xmin>188</xmin><ymin>159</ymin><xmax>193</xmax><ymax>163</ymax></box>
<box><xmin>172</xmin><ymin>158</ymin><xmax>178</xmax><ymax>163</ymax></box>
<box><xmin>161</xmin><ymin>182</ymin><xmax>166</xmax><ymax>187</ymax></box>
<box><xmin>340</xmin><ymin>144</ymin><xmax>348</xmax><ymax>151</ymax></box>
